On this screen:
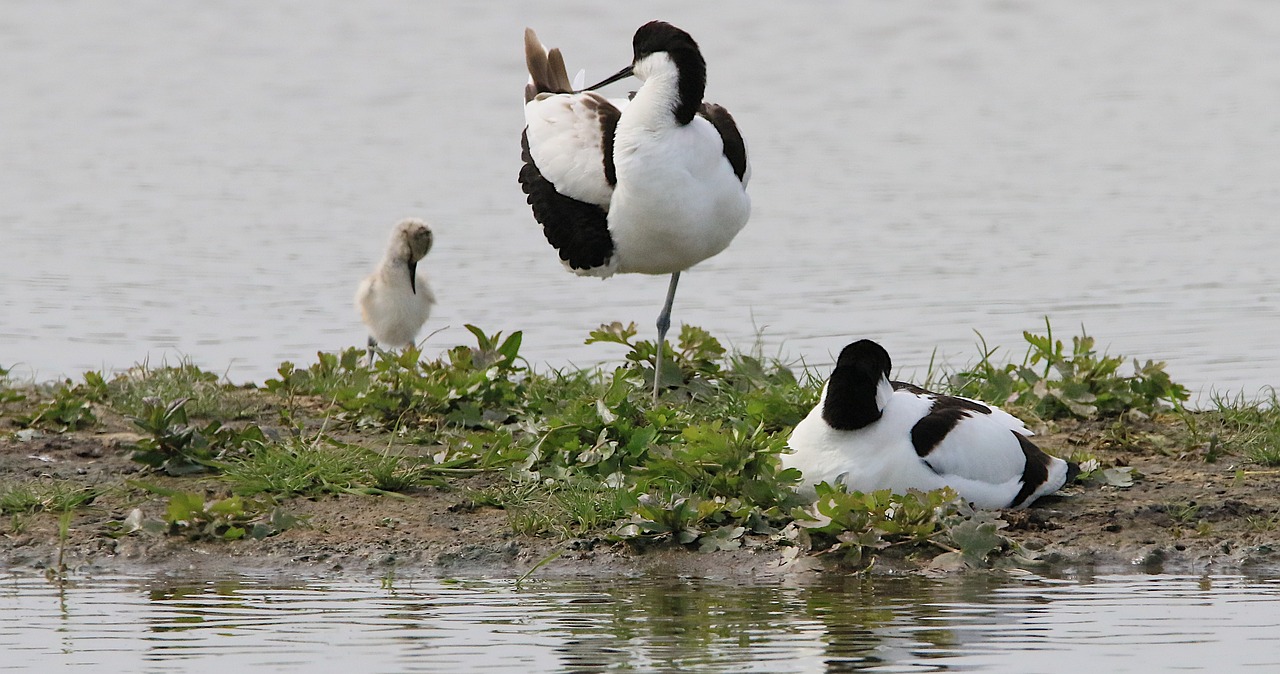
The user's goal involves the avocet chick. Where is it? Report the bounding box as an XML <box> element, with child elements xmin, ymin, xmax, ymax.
<box><xmin>355</xmin><ymin>218</ymin><xmax>435</xmax><ymax>361</ymax></box>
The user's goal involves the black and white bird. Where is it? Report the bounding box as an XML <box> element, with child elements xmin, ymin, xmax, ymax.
<box><xmin>784</xmin><ymin>340</ymin><xmax>1076</xmax><ymax>509</ymax></box>
<box><xmin>519</xmin><ymin>21</ymin><xmax>750</xmax><ymax>403</ymax></box>
<box><xmin>355</xmin><ymin>218</ymin><xmax>436</xmax><ymax>362</ymax></box>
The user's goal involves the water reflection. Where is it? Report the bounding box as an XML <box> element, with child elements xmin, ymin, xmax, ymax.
<box><xmin>8</xmin><ymin>572</ymin><xmax>1278</xmax><ymax>672</ymax></box>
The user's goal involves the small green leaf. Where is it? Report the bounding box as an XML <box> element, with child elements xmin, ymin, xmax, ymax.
<box><xmin>948</xmin><ymin>517</ymin><xmax>1007</xmax><ymax>565</ymax></box>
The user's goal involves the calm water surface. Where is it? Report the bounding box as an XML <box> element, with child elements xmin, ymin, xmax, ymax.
<box><xmin>3</xmin><ymin>571</ymin><xmax>1279</xmax><ymax>672</ymax></box>
<box><xmin>3</xmin><ymin>1</ymin><xmax>1280</xmax><ymax>396</ymax></box>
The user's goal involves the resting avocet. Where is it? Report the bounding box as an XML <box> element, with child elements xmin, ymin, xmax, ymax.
<box><xmin>355</xmin><ymin>218</ymin><xmax>436</xmax><ymax>362</ymax></box>
<box><xmin>784</xmin><ymin>339</ymin><xmax>1076</xmax><ymax>509</ymax></box>
<box><xmin>519</xmin><ymin>21</ymin><xmax>750</xmax><ymax>403</ymax></box>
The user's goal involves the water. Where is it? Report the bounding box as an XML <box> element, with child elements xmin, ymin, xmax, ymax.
<box><xmin>3</xmin><ymin>1</ymin><xmax>1280</xmax><ymax>397</ymax></box>
<box><xmin>3</xmin><ymin>571</ymin><xmax>1279</xmax><ymax>672</ymax></box>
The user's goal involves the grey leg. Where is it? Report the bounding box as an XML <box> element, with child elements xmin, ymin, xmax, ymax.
<box><xmin>367</xmin><ymin>335</ymin><xmax>377</xmax><ymax>365</ymax></box>
<box><xmin>653</xmin><ymin>271</ymin><xmax>681</xmax><ymax>404</ymax></box>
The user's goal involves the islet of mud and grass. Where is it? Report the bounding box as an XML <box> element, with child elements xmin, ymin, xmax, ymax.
<box><xmin>2</xmin><ymin>320</ymin><xmax>1279</xmax><ymax>580</ymax></box>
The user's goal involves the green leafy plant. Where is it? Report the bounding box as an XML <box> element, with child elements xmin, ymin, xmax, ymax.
<box><xmin>19</xmin><ymin>372</ymin><xmax>107</xmax><ymax>431</ymax></box>
<box><xmin>939</xmin><ymin>512</ymin><xmax>1011</xmax><ymax>567</ymax></box>
<box><xmin>787</xmin><ymin>484</ymin><xmax>987</xmax><ymax>567</ymax></box>
<box><xmin>166</xmin><ymin>493</ymin><xmax>298</xmax><ymax>541</ymax></box>
<box><xmin>642</xmin><ymin>420</ymin><xmax>799</xmax><ymax>510</ymax></box>
<box><xmin>264</xmin><ymin>348</ymin><xmax>370</xmax><ymax>400</ymax></box>
<box><xmin>124</xmin><ymin>483</ymin><xmax>300</xmax><ymax>541</ymax></box>
<box><xmin>127</xmin><ymin>397</ymin><xmax>267</xmax><ymax>475</ymax></box>
<box><xmin>263</xmin><ymin>326</ymin><xmax>526</xmax><ymax>431</ymax></box>
<box><xmin>509</xmin><ymin>324</ymin><xmax>814</xmax><ymax>548</ymax></box>
<box><xmin>615</xmin><ymin>493</ymin><xmax>748</xmax><ymax>551</ymax></box>
<box><xmin>949</xmin><ymin>319</ymin><xmax>1189</xmax><ymax>419</ymax></box>
<box><xmin>586</xmin><ymin>322</ymin><xmax>730</xmax><ymax>391</ymax></box>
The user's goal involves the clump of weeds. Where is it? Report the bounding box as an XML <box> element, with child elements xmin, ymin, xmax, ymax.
<box><xmin>264</xmin><ymin>325</ymin><xmax>526</xmax><ymax>431</ymax></box>
<box><xmin>116</xmin><ymin>483</ymin><xmax>300</xmax><ymax>541</ymax></box>
<box><xmin>783</xmin><ymin>484</ymin><xmax>1008</xmax><ymax>568</ymax></box>
<box><xmin>105</xmin><ymin>359</ymin><xmax>262</xmax><ymax>421</ymax></box>
<box><xmin>947</xmin><ymin>318</ymin><xmax>1189</xmax><ymax>420</ymax></box>
<box><xmin>1</xmin><ymin>363</ymin><xmax>28</xmax><ymax>405</ymax></box>
<box><xmin>1180</xmin><ymin>390</ymin><xmax>1280</xmax><ymax>466</ymax></box>
<box><xmin>17</xmin><ymin>372</ymin><xmax>107</xmax><ymax>432</ymax></box>
<box><xmin>127</xmin><ymin>397</ymin><xmax>267</xmax><ymax>475</ymax></box>
<box><xmin>503</xmin><ymin>323</ymin><xmax>811</xmax><ymax>549</ymax></box>
<box><xmin>0</xmin><ymin>479</ymin><xmax>102</xmax><ymax>515</ymax></box>
<box><xmin>219</xmin><ymin>432</ymin><xmax>472</xmax><ymax>498</ymax></box>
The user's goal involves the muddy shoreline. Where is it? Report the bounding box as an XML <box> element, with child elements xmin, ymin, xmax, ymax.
<box><xmin>4</xmin><ymin>413</ymin><xmax>1278</xmax><ymax>581</ymax></box>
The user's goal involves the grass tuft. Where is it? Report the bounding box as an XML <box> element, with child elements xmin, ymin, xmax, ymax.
<box><xmin>106</xmin><ymin>359</ymin><xmax>262</xmax><ymax>420</ymax></box>
<box><xmin>0</xmin><ymin>480</ymin><xmax>101</xmax><ymax>515</ymax></box>
<box><xmin>1182</xmin><ymin>390</ymin><xmax>1280</xmax><ymax>466</ymax></box>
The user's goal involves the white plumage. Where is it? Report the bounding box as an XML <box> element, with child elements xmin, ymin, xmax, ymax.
<box><xmin>354</xmin><ymin>218</ymin><xmax>435</xmax><ymax>360</ymax></box>
<box><xmin>520</xmin><ymin>21</ymin><xmax>750</xmax><ymax>402</ymax></box>
<box><xmin>784</xmin><ymin>339</ymin><xmax>1075</xmax><ymax>509</ymax></box>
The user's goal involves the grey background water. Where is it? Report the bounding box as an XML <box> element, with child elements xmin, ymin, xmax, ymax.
<box><xmin>3</xmin><ymin>1</ymin><xmax>1279</xmax><ymax>397</ymax></box>
<box><xmin>3</xmin><ymin>572</ymin><xmax>1279</xmax><ymax>672</ymax></box>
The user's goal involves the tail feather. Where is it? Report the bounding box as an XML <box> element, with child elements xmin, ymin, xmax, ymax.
<box><xmin>1065</xmin><ymin>460</ymin><xmax>1081</xmax><ymax>483</ymax></box>
<box><xmin>524</xmin><ymin>27</ymin><xmax>573</xmax><ymax>102</ymax></box>
<box><xmin>546</xmin><ymin>48</ymin><xmax>572</xmax><ymax>92</ymax></box>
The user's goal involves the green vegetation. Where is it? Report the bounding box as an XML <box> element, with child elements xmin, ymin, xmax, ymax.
<box><xmin>785</xmin><ymin>485</ymin><xmax>1008</xmax><ymax>568</ymax></box>
<box><xmin>106</xmin><ymin>360</ymin><xmax>262</xmax><ymax>420</ymax></box>
<box><xmin>16</xmin><ymin>359</ymin><xmax>261</xmax><ymax>433</ymax></box>
<box><xmin>0</xmin><ymin>364</ymin><xmax>27</xmax><ymax>405</ymax></box>
<box><xmin>6</xmin><ymin>319</ymin><xmax>1279</xmax><ymax>571</ymax></box>
<box><xmin>18</xmin><ymin>372</ymin><xmax>106</xmax><ymax>431</ymax></box>
<box><xmin>220</xmin><ymin>434</ymin><xmax>458</xmax><ymax>498</ymax></box>
<box><xmin>949</xmin><ymin>319</ymin><xmax>1189</xmax><ymax>420</ymax></box>
<box><xmin>1183</xmin><ymin>390</ymin><xmax>1280</xmax><ymax>466</ymax></box>
<box><xmin>0</xmin><ymin>480</ymin><xmax>100</xmax><ymax>515</ymax></box>
<box><xmin>263</xmin><ymin>325</ymin><xmax>527</xmax><ymax>430</ymax></box>
<box><xmin>127</xmin><ymin>396</ymin><xmax>268</xmax><ymax>475</ymax></box>
<box><xmin>117</xmin><ymin>483</ymin><xmax>301</xmax><ymax>541</ymax></box>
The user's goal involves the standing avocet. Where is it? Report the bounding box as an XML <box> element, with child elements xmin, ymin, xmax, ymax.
<box><xmin>520</xmin><ymin>21</ymin><xmax>750</xmax><ymax>403</ymax></box>
<box><xmin>784</xmin><ymin>339</ymin><xmax>1077</xmax><ymax>509</ymax></box>
<box><xmin>355</xmin><ymin>218</ymin><xmax>436</xmax><ymax>362</ymax></box>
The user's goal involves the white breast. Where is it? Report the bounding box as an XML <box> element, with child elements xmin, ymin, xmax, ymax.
<box><xmin>608</xmin><ymin>116</ymin><xmax>750</xmax><ymax>274</ymax></box>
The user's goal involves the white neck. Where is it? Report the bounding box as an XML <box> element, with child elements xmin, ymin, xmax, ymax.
<box><xmin>619</xmin><ymin>53</ymin><xmax>683</xmax><ymax>133</ymax></box>
<box><xmin>875</xmin><ymin>376</ymin><xmax>893</xmax><ymax>413</ymax></box>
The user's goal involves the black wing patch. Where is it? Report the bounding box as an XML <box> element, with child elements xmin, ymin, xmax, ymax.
<box><xmin>519</xmin><ymin>131</ymin><xmax>615</xmax><ymax>271</ymax></box>
<box><xmin>904</xmin><ymin>385</ymin><xmax>996</xmax><ymax>457</ymax></box>
<box><xmin>698</xmin><ymin>103</ymin><xmax>747</xmax><ymax>182</ymax></box>
<box><xmin>910</xmin><ymin>406</ymin><xmax>971</xmax><ymax>457</ymax></box>
<box><xmin>1009</xmin><ymin>432</ymin><xmax>1052</xmax><ymax>508</ymax></box>
<box><xmin>580</xmin><ymin>94</ymin><xmax>621</xmax><ymax>187</ymax></box>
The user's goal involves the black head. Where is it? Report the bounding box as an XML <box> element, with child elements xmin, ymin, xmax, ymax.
<box><xmin>631</xmin><ymin>21</ymin><xmax>700</xmax><ymax>63</ymax></box>
<box><xmin>834</xmin><ymin>339</ymin><xmax>892</xmax><ymax>380</ymax></box>
<box><xmin>634</xmin><ymin>21</ymin><xmax>705</xmax><ymax>124</ymax></box>
<box><xmin>581</xmin><ymin>21</ymin><xmax>706</xmax><ymax>125</ymax></box>
<box><xmin>822</xmin><ymin>339</ymin><xmax>893</xmax><ymax>431</ymax></box>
